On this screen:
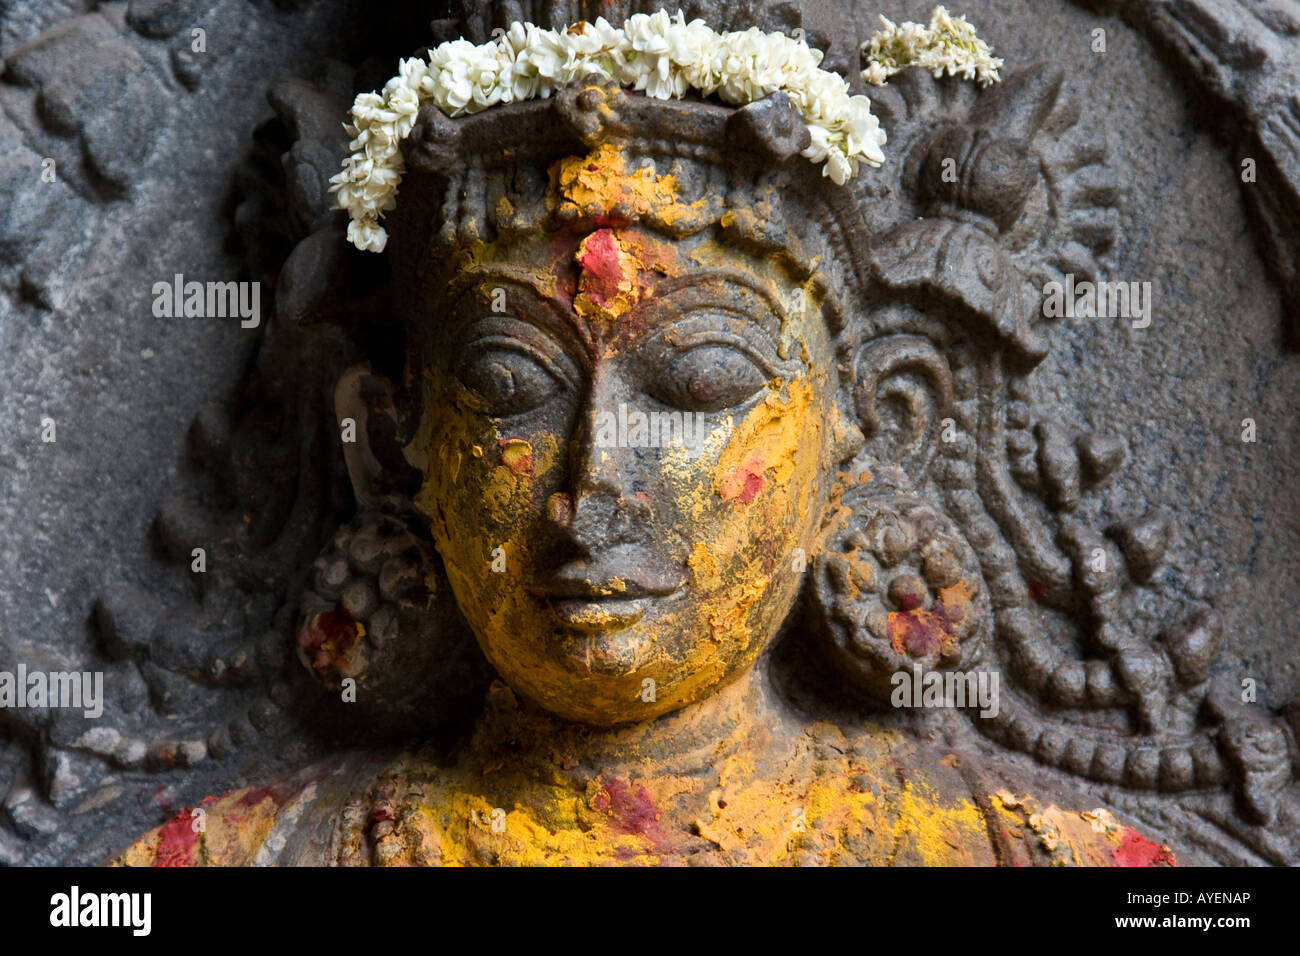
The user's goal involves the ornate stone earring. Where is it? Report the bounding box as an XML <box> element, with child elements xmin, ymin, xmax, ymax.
<box><xmin>295</xmin><ymin>366</ymin><xmax>492</xmax><ymax>733</ymax></box>
<box><xmin>296</xmin><ymin>508</ymin><xmax>491</xmax><ymax>733</ymax></box>
<box><xmin>809</xmin><ymin>331</ymin><xmax>993</xmax><ymax>706</ymax></box>
<box><xmin>812</xmin><ymin>481</ymin><xmax>992</xmax><ymax>706</ymax></box>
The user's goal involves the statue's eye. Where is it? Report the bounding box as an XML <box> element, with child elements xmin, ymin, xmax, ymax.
<box><xmin>651</xmin><ymin>344</ymin><xmax>770</xmax><ymax>412</ymax></box>
<box><xmin>456</xmin><ymin>345</ymin><xmax>564</xmax><ymax>416</ymax></box>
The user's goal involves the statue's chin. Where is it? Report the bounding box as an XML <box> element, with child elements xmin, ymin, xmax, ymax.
<box><xmin>474</xmin><ymin>586</ymin><xmax>782</xmax><ymax>724</ymax></box>
<box><xmin>488</xmin><ymin>648</ymin><xmax>700</xmax><ymax>726</ymax></box>
<box><xmin>551</xmin><ymin>620</ymin><xmax>655</xmax><ymax>676</ymax></box>
<box><xmin>507</xmin><ymin>683</ymin><xmax>677</xmax><ymax>727</ymax></box>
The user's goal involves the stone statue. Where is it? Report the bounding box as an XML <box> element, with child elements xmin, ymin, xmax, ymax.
<box><xmin>1</xmin><ymin>0</ymin><xmax>1297</xmax><ymax>867</ymax></box>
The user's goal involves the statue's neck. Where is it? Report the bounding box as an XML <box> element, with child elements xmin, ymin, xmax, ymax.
<box><xmin>466</xmin><ymin>670</ymin><xmax>776</xmax><ymax>780</ymax></box>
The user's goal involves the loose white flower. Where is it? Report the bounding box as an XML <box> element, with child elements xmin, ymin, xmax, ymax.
<box><xmin>347</xmin><ymin>217</ymin><xmax>388</xmax><ymax>253</ymax></box>
<box><xmin>331</xmin><ymin>7</ymin><xmax>999</xmax><ymax>251</ymax></box>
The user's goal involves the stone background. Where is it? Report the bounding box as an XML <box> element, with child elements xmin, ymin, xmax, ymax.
<box><xmin>0</xmin><ymin>0</ymin><xmax>1295</xmax><ymax>863</ymax></box>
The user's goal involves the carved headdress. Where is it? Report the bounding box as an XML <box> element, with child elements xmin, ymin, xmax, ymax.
<box><xmin>333</xmin><ymin>1</ymin><xmax>1053</xmax><ymax>363</ymax></box>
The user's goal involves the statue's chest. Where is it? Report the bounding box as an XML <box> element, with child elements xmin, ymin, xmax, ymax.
<box><xmin>356</xmin><ymin>757</ymin><xmax>989</xmax><ymax>866</ymax></box>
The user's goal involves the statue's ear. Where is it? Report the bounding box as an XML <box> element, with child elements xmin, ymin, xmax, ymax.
<box><xmin>852</xmin><ymin>335</ymin><xmax>955</xmax><ymax>486</ymax></box>
<box><xmin>334</xmin><ymin>363</ymin><xmax>420</xmax><ymax>511</ymax></box>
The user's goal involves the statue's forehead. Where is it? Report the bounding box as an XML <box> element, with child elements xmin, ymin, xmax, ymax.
<box><xmin>446</xmin><ymin>248</ymin><xmax>799</xmax><ymax>352</ymax></box>
<box><xmin>428</xmin><ymin>146</ymin><xmax>825</xmax><ymax>352</ymax></box>
<box><xmin>550</xmin><ymin>143</ymin><xmax>701</xmax><ymax>225</ymax></box>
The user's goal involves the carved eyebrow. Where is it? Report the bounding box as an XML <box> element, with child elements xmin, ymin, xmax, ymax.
<box><xmin>650</xmin><ymin>268</ymin><xmax>791</xmax><ymax>341</ymax></box>
<box><xmin>658</xmin><ymin>327</ymin><xmax>787</xmax><ymax>379</ymax></box>
<box><xmin>445</xmin><ymin>265</ymin><xmax>563</xmax><ymax>313</ymax></box>
<box><xmin>443</xmin><ymin>266</ymin><xmax>594</xmax><ymax>354</ymax></box>
<box><xmin>654</xmin><ymin>311</ymin><xmax>790</xmax><ymax>373</ymax></box>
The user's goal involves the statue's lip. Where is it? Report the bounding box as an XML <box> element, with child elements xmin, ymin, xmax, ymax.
<box><xmin>534</xmin><ymin>565</ymin><xmax>683</xmax><ymax>600</ymax></box>
<box><xmin>546</xmin><ymin>595</ymin><xmax>656</xmax><ymax>632</ymax></box>
<box><xmin>535</xmin><ymin>565</ymin><xmax>683</xmax><ymax>630</ymax></box>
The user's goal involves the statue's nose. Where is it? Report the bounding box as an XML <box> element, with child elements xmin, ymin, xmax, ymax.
<box><xmin>552</xmin><ymin>364</ymin><xmax>652</xmax><ymax>553</ymax></box>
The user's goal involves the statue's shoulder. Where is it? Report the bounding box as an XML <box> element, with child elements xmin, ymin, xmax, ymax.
<box><xmin>111</xmin><ymin>752</ymin><xmax>387</xmax><ymax>867</ymax></box>
<box><xmin>813</xmin><ymin>720</ymin><xmax>1178</xmax><ymax>867</ymax></box>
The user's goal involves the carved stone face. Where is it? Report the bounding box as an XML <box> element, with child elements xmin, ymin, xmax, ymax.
<box><xmin>408</xmin><ymin>207</ymin><xmax>850</xmax><ymax>724</ymax></box>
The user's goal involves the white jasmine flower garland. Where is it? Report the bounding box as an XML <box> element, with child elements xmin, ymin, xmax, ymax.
<box><xmin>861</xmin><ymin>5</ymin><xmax>1003</xmax><ymax>87</ymax></box>
<box><xmin>331</xmin><ymin>7</ymin><xmax>1000</xmax><ymax>252</ymax></box>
